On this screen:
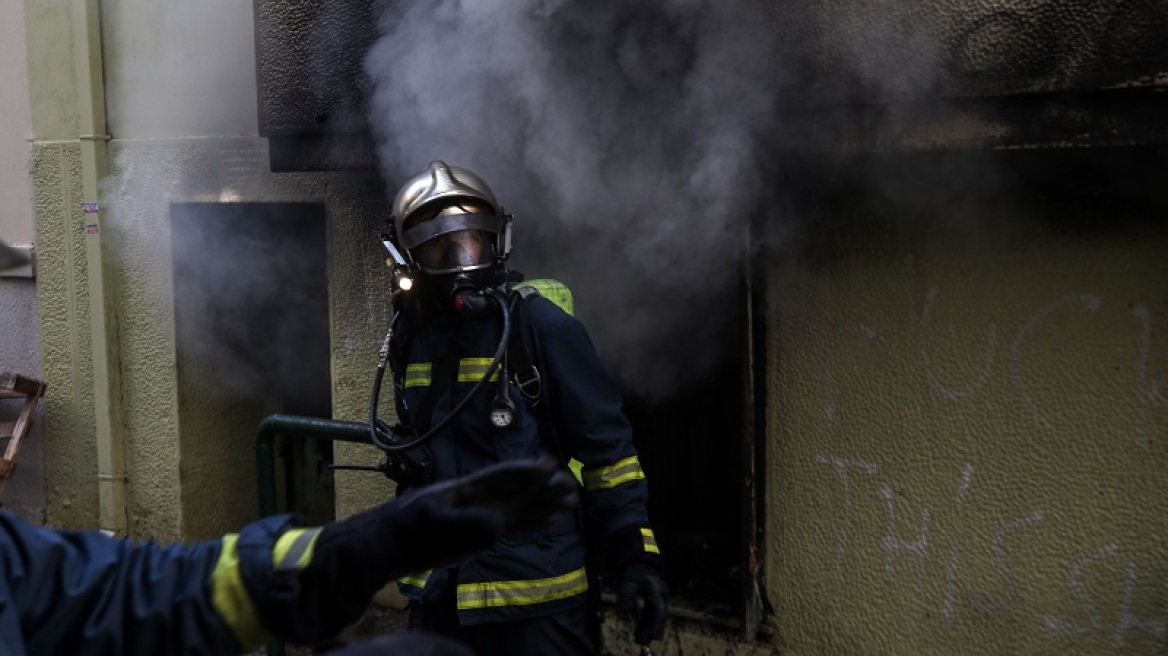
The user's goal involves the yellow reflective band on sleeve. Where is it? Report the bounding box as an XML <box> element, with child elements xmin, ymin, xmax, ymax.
<box><xmin>399</xmin><ymin>570</ymin><xmax>432</xmax><ymax>588</ymax></box>
<box><xmin>457</xmin><ymin>358</ymin><xmax>499</xmax><ymax>383</ymax></box>
<box><xmin>272</xmin><ymin>527</ymin><xmax>322</xmax><ymax>571</ymax></box>
<box><xmin>640</xmin><ymin>527</ymin><xmax>660</xmax><ymax>555</ymax></box>
<box><xmin>582</xmin><ymin>456</ymin><xmax>645</xmax><ymax>492</ymax></box>
<box><xmin>456</xmin><ymin>567</ymin><xmax>589</xmax><ymax>610</ymax></box>
<box><xmin>211</xmin><ymin>534</ymin><xmax>270</xmax><ymax>651</ymax></box>
<box><xmin>404</xmin><ymin>363</ymin><xmax>431</xmax><ymax>388</ymax></box>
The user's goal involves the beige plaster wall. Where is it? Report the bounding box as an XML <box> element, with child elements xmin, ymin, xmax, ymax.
<box><xmin>29</xmin><ymin>142</ymin><xmax>97</xmax><ymax>529</ymax></box>
<box><xmin>101</xmin><ymin>137</ymin><xmax>393</xmax><ymax>540</ymax></box>
<box><xmin>768</xmin><ymin>202</ymin><xmax>1168</xmax><ymax>654</ymax></box>
<box><xmin>27</xmin><ymin>0</ymin><xmax>394</xmax><ymax>538</ymax></box>
<box><xmin>23</xmin><ymin>0</ymin><xmax>98</xmax><ymax>528</ymax></box>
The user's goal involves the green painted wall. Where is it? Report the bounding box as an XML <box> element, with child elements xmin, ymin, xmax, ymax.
<box><xmin>767</xmin><ymin>186</ymin><xmax>1168</xmax><ymax>655</ymax></box>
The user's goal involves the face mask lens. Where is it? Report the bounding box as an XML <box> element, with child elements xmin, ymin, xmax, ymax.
<box><xmin>414</xmin><ymin>230</ymin><xmax>492</xmax><ymax>273</ymax></box>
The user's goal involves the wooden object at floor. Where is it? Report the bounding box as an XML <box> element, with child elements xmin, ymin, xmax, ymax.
<box><xmin>0</xmin><ymin>372</ymin><xmax>47</xmax><ymax>494</ymax></box>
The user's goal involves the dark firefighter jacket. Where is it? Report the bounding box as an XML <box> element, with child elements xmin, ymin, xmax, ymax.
<box><xmin>394</xmin><ymin>293</ymin><xmax>657</xmax><ymax>625</ymax></box>
<box><xmin>0</xmin><ymin>510</ymin><xmax>299</xmax><ymax>656</ymax></box>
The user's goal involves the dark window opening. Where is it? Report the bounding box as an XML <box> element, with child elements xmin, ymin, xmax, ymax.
<box><xmin>172</xmin><ymin>202</ymin><xmax>334</xmax><ymax>536</ymax></box>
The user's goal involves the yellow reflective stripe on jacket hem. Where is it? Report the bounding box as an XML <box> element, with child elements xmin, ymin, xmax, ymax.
<box><xmin>641</xmin><ymin>527</ymin><xmax>660</xmax><ymax>555</ymax></box>
<box><xmin>404</xmin><ymin>363</ymin><xmax>431</xmax><ymax>388</ymax></box>
<box><xmin>456</xmin><ymin>567</ymin><xmax>589</xmax><ymax>610</ymax></box>
<box><xmin>458</xmin><ymin>357</ymin><xmax>499</xmax><ymax>383</ymax></box>
<box><xmin>400</xmin><ymin>570</ymin><xmax>432</xmax><ymax>588</ymax></box>
<box><xmin>272</xmin><ymin>528</ymin><xmax>321</xmax><ymax>571</ymax></box>
<box><xmin>582</xmin><ymin>455</ymin><xmax>645</xmax><ymax>492</ymax></box>
<box><xmin>211</xmin><ymin>534</ymin><xmax>270</xmax><ymax>651</ymax></box>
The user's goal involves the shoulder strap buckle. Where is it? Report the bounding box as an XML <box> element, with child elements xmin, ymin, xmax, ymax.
<box><xmin>512</xmin><ymin>366</ymin><xmax>542</xmax><ymax>404</ymax></box>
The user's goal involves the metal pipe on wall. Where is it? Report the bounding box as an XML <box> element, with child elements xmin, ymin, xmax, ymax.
<box><xmin>71</xmin><ymin>0</ymin><xmax>126</xmax><ymax>536</ymax></box>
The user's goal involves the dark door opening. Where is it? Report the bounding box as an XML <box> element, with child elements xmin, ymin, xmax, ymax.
<box><xmin>622</xmin><ymin>268</ymin><xmax>767</xmax><ymax>636</ymax></box>
<box><xmin>171</xmin><ymin>202</ymin><xmax>333</xmax><ymax>537</ymax></box>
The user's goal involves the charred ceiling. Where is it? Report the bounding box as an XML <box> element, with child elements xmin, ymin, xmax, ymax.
<box><xmin>254</xmin><ymin>1</ymin><xmax>1168</xmax><ymax>171</ymax></box>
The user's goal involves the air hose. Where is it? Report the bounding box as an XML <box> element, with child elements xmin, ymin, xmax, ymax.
<box><xmin>368</xmin><ymin>286</ymin><xmax>511</xmax><ymax>455</ymax></box>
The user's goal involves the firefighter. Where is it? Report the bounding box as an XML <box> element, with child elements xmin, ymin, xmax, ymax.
<box><xmin>0</xmin><ymin>445</ymin><xmax>576</xmax><ymax>655</ymax></box>
<box><xmin>383</xmin><ymin>161</ymin><xmax>669</xmax><ymax>655</ymax></box>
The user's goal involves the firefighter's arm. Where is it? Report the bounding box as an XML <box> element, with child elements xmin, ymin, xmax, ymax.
<box><xmin>0</xmin><ymin>510</ymin><xmax>243</xmax><ymax>656</ymax></box>
<box><xmin>0</xmin><ymin>459</ymin><xmax>575</xmax><ymax>655</ymax></box>
<box><xmin>536</xmin><ymin>303</ymin><xmax>669</xmax><ymax>644</ymax></box>
<box><xmin>534</xmin><ymin>302</ymin><xmax>651</xmax><ymax>533</ymax></box>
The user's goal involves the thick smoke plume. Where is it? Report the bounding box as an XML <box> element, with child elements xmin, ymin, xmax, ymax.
<box><xmin>365</xmin><ymin>0</ymin><xmax>781</xmax><ymax>399</ymax></box>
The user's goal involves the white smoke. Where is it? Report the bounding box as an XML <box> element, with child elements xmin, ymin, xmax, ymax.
<box><xmin>365</xmin><ymin>0</ymin><xmax>782</xmax><ymax>399</ymax></box>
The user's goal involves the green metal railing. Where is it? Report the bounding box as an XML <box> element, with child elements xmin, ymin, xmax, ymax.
<box><xmin>253</xmin><ymin>413</ymin><xmax>376</xmax><ymax>656</ymax></box>
<box><xmin>254</xmin><ymin>413</ymin><xmax>373</xmax><ymax>517</ymax></box>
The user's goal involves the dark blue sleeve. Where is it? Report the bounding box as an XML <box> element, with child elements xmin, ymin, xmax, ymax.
<box><xmin>0</xmin><ymin>511</ymin><xmax>245</xmax><ymax>656</ymax></box>
<box><xmin>530</xmin><ymin>298</ymin><xmax>653</xmax><ymax>543</ymax></box>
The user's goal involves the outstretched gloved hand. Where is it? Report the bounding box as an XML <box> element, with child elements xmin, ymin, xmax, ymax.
<box><xmin>257</xmin><ymin>457</ymin><xmax>578</xmax><ymax>644</ymax></box>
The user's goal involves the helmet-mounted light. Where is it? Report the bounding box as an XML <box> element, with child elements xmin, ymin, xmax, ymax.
<box><xmin>381</xmin><ymin>234</ymin><xmax>417</xmax><ymax>293</ymax></box>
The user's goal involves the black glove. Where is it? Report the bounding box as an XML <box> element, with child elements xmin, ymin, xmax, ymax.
<box><xmin>607</xmin><ymin>525</ymin><xmax>669</xmax><ymax>645</ymax></box>
<box><xmin>259</xmin><ymin>457</ymin><xmax>578</xmax><ymax>644</ymax></box>
<box><xmin>615</xmin><ymin>561</ymin><xmax>669</xmax><ymax>645</ymax></box>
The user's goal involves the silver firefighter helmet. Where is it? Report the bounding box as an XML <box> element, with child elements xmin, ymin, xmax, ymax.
<box><xmin>390</xmin><ymin>161</ymin><xmax>512</xmax><ymax>275</ymax></box>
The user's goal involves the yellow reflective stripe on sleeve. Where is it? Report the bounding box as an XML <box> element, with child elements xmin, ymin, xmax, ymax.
<box><xmin>568</xmin><ymin>458</ymin><xmax>583</xmax><ymax>485</ymax></box>
<box><xmin>641</xmin><ymin>527</ymin><xmax>660</xmax><ymax>555</ymax></box>
<box><xmin>272</xmin><ymin>527</ymin><xmax>321</xmax><ymax>571</ymax></box>
<box><xmin>211</xmin><ymin>534</ymin><xmax>270</xmax><ymax>651</ymax></box>
<box><xmin>404</xmin><ymin>363</ymin><xmax>431</xmax><ymax>388</ymax></box>
<box><xmin>581</xmin><ymin>455</ymin><xmax>645</xmax><ymax>492</ymax></box>
<box><xmin>457</xmin><ymin>357</ymin><xmax>499</xmax><ymax>383</ymax></box>
<box><xmin>456</xmin><ymin>567</ymin><xmax>589</xmax><ymax>610</ymax></box>
<box><xmin>399</xmin><ymin>570</ymin><xmax>432</xmax><ymax>588</ymax></box>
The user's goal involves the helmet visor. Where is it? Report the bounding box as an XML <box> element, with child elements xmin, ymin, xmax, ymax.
<box><xmin>412</xmin><ymin>230</ymin><xmax>494</xmax><ymax>274</ymax></box>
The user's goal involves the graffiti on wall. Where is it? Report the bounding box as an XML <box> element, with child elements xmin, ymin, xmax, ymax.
<box><xmin>919</xmin><ymin>286</ymin><xmax>1166</xmax><ymax>449</ymax></box>
<box><xmin>814</xmin><ymin>453</ymin><xmax>1168</xmax><ymax>651</ymax></box>
<box><xmin>788</xmin><ymin>275</ymin><xmax>1168</xmax><ymax>652</ymax></box>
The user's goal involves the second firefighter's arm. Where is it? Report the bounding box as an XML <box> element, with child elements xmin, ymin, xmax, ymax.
<box><xmin>534</xmin><ymin>299</ymin><xmax>660</xmax><ymax>565</ymax></box>
<box><xmin>535</xmin><ymin>300</ymin><xmax>669</xmax><ymax>643</ymax></box>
